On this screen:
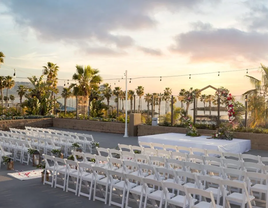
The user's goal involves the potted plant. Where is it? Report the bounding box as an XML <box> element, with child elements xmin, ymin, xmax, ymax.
<box><xmin>28</xmin><ymin>148</ymin><xmax>40</xmax><ymax>167</ymax></box>
<box><xmin>2</xmin><ymin>156</ymin><xmax>14</xmax><ymax>170</ymax></box>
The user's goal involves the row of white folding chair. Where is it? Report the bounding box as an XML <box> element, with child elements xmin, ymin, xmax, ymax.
<box><xmin>0</xmin><ymin>136</ymin><xmax>31</xmax><ymax>164</ymax></box>
<box><xmin>43</xmin><ymin>153</ymin><xmax>258</xmax><ymax>208</ymax></box>
<box><xmin>25</xmin><ymin>126</ymin><xmax>94</xmax><ymax>142</ymax></box>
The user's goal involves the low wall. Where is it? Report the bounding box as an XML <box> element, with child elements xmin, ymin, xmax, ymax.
<box><xmin>53</xmin><ymin>118</ymin><xmax>126</xmax><ymax>134</ymax></box>
<box><xmin>0</xmin><ymin>118</ymin><xmax>53</xmax><ymax>131</ymax></box>
<box><xmin>137</xmin><ymin>125</ymin><xmax>268</xmax><ymax>151</ymax></box>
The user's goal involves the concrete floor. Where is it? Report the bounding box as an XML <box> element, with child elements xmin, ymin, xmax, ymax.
<box><xmin>0</xmin><ymin>128</ymin><xmax>267</xmax><ymax>208</ymax></box>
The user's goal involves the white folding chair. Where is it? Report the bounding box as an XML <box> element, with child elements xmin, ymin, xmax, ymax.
<box><xmin>43</xmin><ymin>154</ymin><xmax>56</xmax><ymax>187</ymax></box>
<box><xmin>184</xmin><ymin>161</ymin><xmax>204</xmax><ymax>175</ymax></box>
<box><xmin>186</xmin><ymin>187</ymin><xmax>220</xmax><ymax>208</ymax></box>
<box><xmin>54</xmin><ymin>157</ymin><xmax>67</xmax><ymax>190</ymax></box>
<box><xmin>84</xmin><ymin>153</ymin><xmax>96</xmax><ymax>164</ymax></box>
<box><xmin>243</xmin><ymin>162</ymin><xmax>265</xmax><ymax>173</ymax></box>
<box><xmin>151</xmin><ymin>143</ymin><xmax>165</xmax><ymax>150</ymax></box>
<box><xmin>187</xmin><ymin>154</ymin><xmax>204</xmax><ymax>164</ymax></box>
<box><xmin>221</xmin><ymin>158</ymin><xmax>244</xmax><ymax>169</ymax></box>
<box><xmin>143</xmin><ymin>148</ymin><xmax>158</xmax><ymax>156</ymax></box>
<box><xmin>221</xmin><ymin>179</ymin><xmax>255</xmax><ymax>208</ymax></box>
<box><xmin>203</xmin><ymin>165</ymin><xmax>224</xmax><ymax>179</ymax></box>
<box><xmin>246</xmin><ymin>172</ymin><xmax>268</xmax><ymax>208</ymax></box>
<box><xmin>197</xmin><ymin>175</ymin><xmax>224</xmax><ymax>206</ymax></box>
<box><xmin>203</xmin><ymin>156</ymin><xmax>223</xmax><ymax>167</ymax></box>
<box><xmin>72</xmin><ymin>151</ymin><xmax>85</xmax><ymax>162</ymax></box>
<box><xmin>95</xmin><ymin>155</ymin><xmax>109</xmax><ymax>169</ymax></box>
<box><xmin>162</xmin><ymin>181</ymin><xmax>189</xmax><ymax>208</ymax></box>
<box><xmin>78</xmin><ymin>162</ymin><xmax>96</xmax><ymax>200</ymax></box>
<box><xmin>108</xmin><ymin>170</ymin><xmax>127</xmax><ymax>208</ymax></box>
<box><xmin>206</xmin><ymin>149</ymin><xmax>223</xmax><ymax>158</ymax></box>
<box><xmin>125</xmin><ymin>173</ymin><xmax>144</xmax><ymax>208</ymax></box>
<box><xmin>65</xmin><ymin>160</ymin><xmax>80</xmax><ymax>195</ymax></box>
<box><xmin>175</xmin><ymin>171</ymin><xmax>198</xmax><ymax>188</ymax></box>
<box><xmin>92</xmin><ymin>166</ymin><xmax>109</xmax><ymax>204</ymax></box>
<box><xmin>157</xmin><ymin>149</ymin><xmax>171</xmax><ymax>158</ymax></box>
<box><xmin>138</xmin><ymin>163</ymin><xmax>158</xmax><ymax>180</ymax></box>
<box><xmin>222</xmin><ymin>152</ymin><xmax>241</xmax><ymax>161</ymax></box>
<box><xmin>222</xmin><ymin>167</ymin><xmax>246</xmax><ymax>182</ymax></box>
<box><xmin>155</xmin><ymin>167</ymin><xmax>177</xmax><ymax>183</ymax></box>
<box><xmin>139</xmin><ymin>141</ymin><xmax>152</xmax><ymax>149</ymax></box>
<box><xmin>142</xmin><ymin>178</ymin><xmax>168</xmax><ymax>208</ymax></box>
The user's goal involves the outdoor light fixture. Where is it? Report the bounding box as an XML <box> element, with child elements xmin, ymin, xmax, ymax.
<box><xmin>246</xmin><ymin>69</ymin><xmax>248</xmax><ymax>74</ymax></box>
<box><xmin>160</xmin><ymin>76</ymin><xmax>162</xmax><ymax>81</ymax></box>
<box><xmin>189</xmin><ymin>74</ymin><xmax>191</xmax><ymax>79</ymax></box>
<box><xmin>129</xmin><ymin>78</ymin><xmax>131</xmax><ymax>83</ymax></box>
<box><xmin>67</xmin><ymin>79</ymin><xmax>69</xmax><ymax>85</ymax></box>
<box><xmin>32</xmin><ymin>150</ymin><xmax>41</xmax><ymax>167</ymax></box>
<box><xmin>218</xmin><ymin>71</ymin><xmax>220</xmax><ymax>76</ymax></box>
<box><xmin>13</xmin><ymin>69</ymin><xmax>16</xmax><ymax>77</ymax></box>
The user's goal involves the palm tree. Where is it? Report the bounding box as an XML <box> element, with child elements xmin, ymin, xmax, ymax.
<box><xmin>102</xmin><ymin>83</ymin><xmax>112</xmax><ymax>116</ymax></box>
<box><xmin>128</xmin><ymin>90</ymin><xmax>135</xmax><ymax>113</ymax></box>
<box><xmin>113</xmin><ymin>86</ymin><xmax>121</xmax><ymax>117</ymax></box>
<box><xmin>0</xmin><ymin>52</ymin><xmax>4</xmax><ymax>66</ymax></box>
<box><xmin>200</xmin><ymin>94</ymin><xmax>206</xmax><ymax>114</ymax></box>
<box><xmin>0</xmin><ymin>76</ymin><xmax>5</xmax><ymax>106</ymax></box>
<box><xmin>9</xmin><ymin>95</ymin><xmax>15</xmax><ymax>104</ymax></box>
<box><xmin>4</xmin><ymin>76</ymin><xmax>15</xmax><ymax>106</ymax></box>
<box><xmin>136</xmin><ymin>86</ymin><xmax>144</xmax><ymax>112</ymax></box>
<box><xmin>17</xmin><ymin>85</ymin><xmax>27</xmax><ymax>105</ymax></box>
<box><xmin>152</xmin><ymin>93</ymin><xmax>158</xmax><ymax>117</ymax></box>
<box><xmin>163</xmin><ymin>87</ymin><xmax>172</xmax><ymax>114</ymax></box>
<box><xmin>144</xmin><ymin>93</ymin><xmax>152</xmax><ymax>117</ymax></box>
<box><xmin>119</xmin><ymin>90</ymin><xmax>126</xmax><ymax>112</ymax></box>
<box><xmin>61</xmin><ymin>86</ymin><xmax>73</xmax><ymax>115</ymax></box>
<box><xmin>205</xmin><ymin>95</ymin><xmax>213</xmax><ymax>116</ymax></box>
<box><xmin>72</xmin><ymin>65</ymin><xmax>102</xmax><ymax>117</ymax></box>
<box><xmin>179</xmin><ymin>87</ymin><xmax>200</xmax><ymax>116</ymax></box>
<box><xmin>158</xmin><ymin>93</ymin><xmax>163</xmax><ymax>116</ymax></box>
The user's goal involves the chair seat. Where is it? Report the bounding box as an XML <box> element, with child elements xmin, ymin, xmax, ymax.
<box><xmin>251</xmin><ymin>184</ymin><xmax>268</xmax><ymax>193</ymax></box>
<box><xmin>226</xmin><ymin>193</ymin><xmax>255</xmax><ymax>203</ymax></box>
<box><xmin>168</xmin><ymin>195</ymin><xmax>188</xmax><ymax>206</ymax></box>
<box><xmin>183</xmin><ymin>183</ymin><xmax>196</xmax><ymax>188</ymax></box>
<box><xmin>68</xmin><ymin>170</ymin><xmax>79</xmax><ymax>177</ymax></box>
<box><xmin>81</xmin><ymin>173</ymin><xmax>94</xmax><ymax>180</ymax></box>
<box><xmin>193</xmin><ymin>201</ymin><xmax>223</xmax><ymax>208</ymax></box>
<box><xmin>113</xmin><ymin>181</ymin><xmax>126</xmax><ymax>190</ymax></box>
<box><xmin>205</xmin><ymin>187</ymin><xmax>222</xmax><ymax>197</ymax></box>
<box><xmin>147</xmin><ymin>190</ymin><xmax>168</xmax><ymax>201</ymax></box>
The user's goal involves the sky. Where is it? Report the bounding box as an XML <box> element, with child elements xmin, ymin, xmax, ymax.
<box><xmin>0</xmin><ymin>0</ymin><xmax>268</xmax><ymax>97</ymax></box>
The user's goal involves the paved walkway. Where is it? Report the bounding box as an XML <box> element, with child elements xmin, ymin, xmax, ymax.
<box><xmin>0</xmin><ymin>128</ymin><xmax>267</xmax><ymax>208</ymax></box>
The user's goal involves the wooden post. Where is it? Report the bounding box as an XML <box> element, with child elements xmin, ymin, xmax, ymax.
<box><xmin>171</xmin><ymin>95</ymin><xmax>174</xmax><ymax>126</ymax></box>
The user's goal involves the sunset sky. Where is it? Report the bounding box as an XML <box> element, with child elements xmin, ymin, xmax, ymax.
<box><xmin>0</xmin><ymin>0</ymin><xmax>268</xmax><ymax>97</ymax></box>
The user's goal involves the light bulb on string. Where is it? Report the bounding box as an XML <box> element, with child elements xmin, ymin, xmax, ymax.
<box><xmin>189</xmin><ymin>74</ymin><xmax>191</xmax><ymax>79</ymax></box>
<box><xmin>218</xmin><ymin>71</ymin><xmax>220</xmax><ymax>76</ymax></box>
<box><xmin>13</xmin><ymin>69</ymin><xmax>16</xmax><ymax>77</ymax></box>
<box><xmin>129</xmin><ymin>78</ymin><xmax>132</xmax><ymax>83</ymax></box>
<box><xmin>67</xmin><ymin>79</ymin><xmax>69</xmax><ymax>85</ymax></box>
<box><xmin>160</xmin><ymin>76</ymin><xmax>162</xmax><ymax>81</ymax></box>
<box><xmin>246</xmin><ymin>69</ymin><xmax>248</xmax><ymax>74</ymax></box>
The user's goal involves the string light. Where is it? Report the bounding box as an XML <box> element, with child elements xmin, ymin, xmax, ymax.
<box><xmin>160</xmin><ymin>76</ymin><xmax>162</xmax><ymax>81</ymax></box>
<box><xmin>129</xmin><ymin>78</ymin><xmax>132</xmax><ymax>83</ymax></box>
<box><xmin>218</xmin><ymin>71</ymin><xmax>220</xmax><ymax>76</ymax></box>
<box><xmin>189</xmin><ymin>74</ymin><xmax>191</xmax><ymax>79</ymax></box>
<box><xmin>246</xmin><ymin>69</ymin><xmax>248</xmax><ymax>74</ymax></box>
<box><xmin>13</xmin><ymin>69</ymin><xmax>16</xmax><ymax>77</ymax></box>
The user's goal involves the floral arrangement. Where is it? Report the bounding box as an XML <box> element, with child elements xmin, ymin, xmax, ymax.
<box><xmin>181</xmin><ymin>116</ymin><xmax>200</xmax><ymax>137</ymax></box>
<box><xmin>212</xmin><ymin>123</ymin><xmax>233</xmax><ymax>140</ymax></box>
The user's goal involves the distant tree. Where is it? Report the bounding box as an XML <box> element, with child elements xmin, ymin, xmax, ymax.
<box><xmin>4</xmin><ymin>76</ymin><xmax>15</xmax><ymax>106</ymax></box>
<box><xmin>17</xmin><ymin>85</ymin><xmax>27</xmax><ymax>105</ymax></box>
<box><xmin>179</xmin><ymin>87</ymin><xmax>200</xmax><ymax>116</ymax></box>
<box><xmin>9</xmin><ymin>94</ymin><xmax>15</xmax><ymax>103</ymax></box>
<box><xmin>163</xmin><ymin>87</ymin><xmax>172</xmax><ymax>114</ymax></box>
<box><xmin>61</xmin><ymin>86</ymin><xmax>73</xmax><ymax>115</ymax></box>
<box><xmin>0</xmin><ymin>76</ymin><xmax>5</xmax><ymax>106</ymax></box>
<box><xmin>144</xmin><ymin>93</ymin><xmax>152</xmax><ymax>117</ymax></box>
<box><xmin>158</xmin><ymin>93</ymin><xmax>163</xmax><ymax>116</ymax></box>
<box><xmin>113</xmin><ymin>86</ymin><xmax>121</xmax><ymax>118</ymax></box>
<box><xmin>200</xmin><ymin>94</ymin><xmax>206</xmax><ymax>114</ymax></box>
<box><xmin>128</xmin><ymin>90</ymin><xmax>135</xmax><ymax>113</ymax></box>
<box><xmin>0</xmin><ymin>52</ymin><xmax>4</xmax><ymax>66</ymax></box>
<box><xmin>102</xmin><ymin>83</ymin><xmax>112</xmax><ymax>116</ymax></box>
<box><xmin>136</xmin><ymin>86</ymin><xmax>144</xmax><ymax>112</ymax></box>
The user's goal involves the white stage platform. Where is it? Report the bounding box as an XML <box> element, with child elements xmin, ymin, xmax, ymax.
<box><xmin>138</xmin><ymin>133</ymin><xmax>251</xmax><ymax>154</ymax></box>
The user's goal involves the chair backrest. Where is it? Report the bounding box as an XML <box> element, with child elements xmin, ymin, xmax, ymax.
<box><xmin>54</xmin><ymin>157</ymin><xmax>67</xmax><ymax>169</ymax></box>
<box><xmin>221</xmin><ymin>179</ymin><xmax>250</xmax><ymax>198</ymax></box>
<box><xmin>92</xmin><ymin>165</ymin><xmax>108</xmax><ymax>177</ymax></box>
<box><xmin>78</xmin><ymin>162</ymin><xmax>94</xmax><ymax>174</ymax></box>
<box><xmin>123</xmin><ymin>160</ymin><xmax>139</xmax><ymax>174</ymax></box>
<box><xmin>108</xmin><ymin>149</ymin><xmax>122</xmax><ymax>159</ymax></box>
<box><xmin>155</xmin><ymin>167</ymin><xmax>177</xmax><ymax>182</ymax></box>
<box><xmin>66</xmin><ymin>159</ymin><xmax>78</xmax><ymax>171</ymax></box>
<box><xmin>186</xmin><ymin>187</ymin><xmax>216</xmax><ymax>208</ymax></box>
<box><xmin>177</xmin><ymin>146</ymin><xmax>191</xmax><ymax>154</ymax></box>
<box><xmin>72</xmin><ymin>151</ymin><xmax>85</xmax><ymax>162</ymax></box>
<box><xmin>175</xmin><ymin>170</ymin><xmax>198</xmax><ymax>186</ymax></box>
<box><xmin>164</xmin><ymin>144</ymin><xmax>178</xmax><ymax>152</ymax></box>
<box><xmin>149</xmin><ymin>156</ymin><xmax>166</xmax><ymax>167</ymax></box>
<box><xmin>84</xmin><ymin>153</ymin><xmax>96</xmax><ymax>163</ymax></box>
<box><xmin>143</xmin><ymin>148</ymin><xmax>158</xmax><ymax>156</ymax></box>
<box><xmin>143</xmin><ymin>178</ymin><xmax>162</xmax><ymax>191</ymax></box>
<box><xmin>184</xmin><ymin>161</ymin><xmax>204</xmax><ymax>174</ymax></box>
<box><xmin>150</xmin><ymin>143</ymin><xmax>164</xmax><ymax>150</ymax></box>
<box><xmin>130</xmin><ymin>145</ymin><xmax>143</xmax><ymax>154</ymax></box>
<box><xmin>125</xmin><ymin>173</ymin><xmax>143</xmax><ymax>186</ymax></box>
<box><xmin>95</xmin><ymin>155</ymin><xmax>109</xmax><ymax>166</ymax></box>
<box><xmin>43</xmin><ymin>154</ymin><xmax>55</xmax><ymax>169</ymax></box>
<box><xmin>171</xmin><ymin>151</ymin><xmax>188</xmax><ymax>161</ymax></box>
<box><xmin>203</xmin><ymin>156</ymin><xmax>222</xmax><ymax>167</ymax></box>
<box><xmin>134</xmin><ymin>154</ymin><xmax>149</xmax><ymax>164</ymax></box>
<box><xmin>241</xmin><ymin>154</ymin><xmax>261</xmax><ymax>163</ymax></box>
<box><xmin>221</xmin><ymin>158</ymin><xmax>243</xmax><ymax>169</ymax></box>
<box><xmin>108</xmin><ymin>169</ymin><xmax>125</xmax><ymax>182</ymax></box>
<box><xmin>187</xmin><ymin>154</ymin><xmax>204</xmax><ymax>164</ymax></box>
<box><xmin>243</xmin><ymin>161</ymin><xmax>265</xmax><ymax>173</ymax></box>
<box><xmin>246</xmin><ymin>171</ymin><xmax>268</xmax><ymax>190</ymax></box>
<box><xmin>109</xmin><ymin>157</ymin><xmax>123</xmax><ymax>171</ymax></box>
<box><xmin>138</xmin><ymin>163</ymin><xmax>157</xmax><ymax>178</ymax></box>
<box><xmin>138</xmin><ymin>141</ymin><xmax>152</xmax><ymax>149</ymax></box>
<box><xmin>191</xmin><ymin>147</ymin><xmax>207</xmax><ymax>156</ymax></box>
<box><xmin>162</xmin><ymin>181</ymin><xmax>186</xmax><ymax>194</ymax></box>
<box><xmin>261</xmin><ymin>157</ymin><xmax>268</xmax><ymax>166</ymax></box>
<box><xmin>222</xmin><ymin>167</ymin><xmax>246</xmax><ymax>181</ymax></box>
<box><xmin>121</xmin><ymin>151</ymin><xmax>135</xmax><ymax>160</ymax></box>
<box><xmin>118</xmin><ymin>144</ymin><xmax>131</xmax><ymax>152</ymax></box>
<box><xmin>166</xmin><ymin>158</ymin><xmax>185</xmax><ymax>171</ymax></box>
<box><xmin>96</xmin><ymin>147</ymin><xmax>109</xmax><ymax>157</ymax></box>
<box><xmin>197</xmin><ymin>174</ymin><xmax>222</xmax><ymax>190</ymax></box>
<box><xmin>157</xmin><ymin>149</ymin><xmax>171</xmax><ymax>158</ymax></box>
<box><xmin>222</xmin><ymin>152</ymin><xmax>241</xmax><ymax>160</ymax></box>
